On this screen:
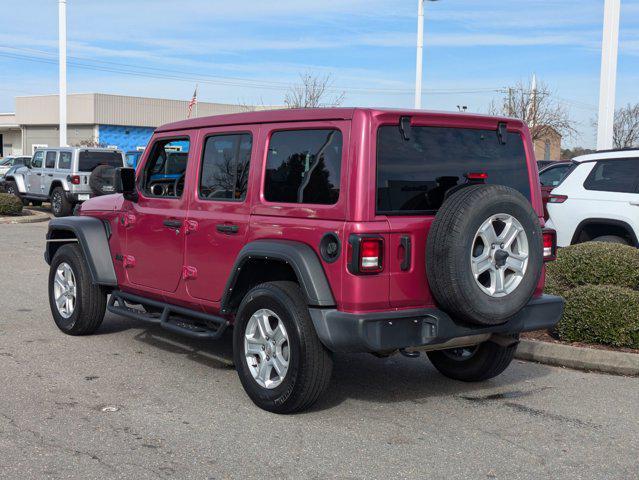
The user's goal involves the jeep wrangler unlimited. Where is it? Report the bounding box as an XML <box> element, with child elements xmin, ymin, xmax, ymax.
<box><xmin>45</xmin><ymin>108</ymin><xmax>563</xmax><ymax>413</ymax></box>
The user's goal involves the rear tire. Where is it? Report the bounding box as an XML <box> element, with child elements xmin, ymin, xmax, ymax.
<box><xmin>591</xmin><ymin>235</ymin><xmax>628</xmax><ymax>245</ymax></box>
<box><xmin>233</xmin><ymin>281</ymin><xmax>333</xmax><ymax>414</ymax></box>
<box><xmin>427</xmin><ymin>337</ymin><xmax>518</xmax><ymax>382</ymax></box>
<box><xmin>48</xmin><ymin>243</ymin><xmax>106</xmax><ymax>335</ymax></box>
<box><xmin>51</xmin><ymin>187</ymin><xmax>73</xmax><ymax>217</ymax></box>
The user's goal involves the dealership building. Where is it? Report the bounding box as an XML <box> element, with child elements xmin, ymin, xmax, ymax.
<box><xmin>0</xmin><ymin>93</ymin><xmax>256</xmax><ymax>157</ymax></box>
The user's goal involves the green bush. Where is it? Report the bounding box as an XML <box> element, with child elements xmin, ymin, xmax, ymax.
<box><xmin>0</xmin><ymin>193</ymin><xmax>23</xmax><ymax>216</ymax></box>
<box><xmin>545</xmin><ymin>242</ymin><xmax>639</xmax><ymax>296</ymax></box>
<box><xmin>557</xmin><ymin>284</ymin><xmax>639</xmax><ymax>349</ymax></box>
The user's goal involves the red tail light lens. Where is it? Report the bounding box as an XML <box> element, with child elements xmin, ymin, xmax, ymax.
<box><xmin>360</xmin><ymin>239</ymin><xmax>382</xmax><ymax>271</ymax></box>
<box><xmin>542</xmin><ymin>228</ymin><xmax>557</xmax><ymax>261</ymax></box>
<box><xmin>349</xmin><ymin>235</ymin><xmax>384</xmax><ymax>274</ymax></box>
<box><xmin>547</xmin><ymin>194</ymin><xmax>567</xmax><ymax>203</ymax></box>
<box><xmin>70</xmin><ymin>175</ymin><xmax>81</xmax><ymax>185</ymax></box>
<box><xmin>465</xmin><ymin>172</ymin><xmax>488</xmax><ymax>180</ymax></box>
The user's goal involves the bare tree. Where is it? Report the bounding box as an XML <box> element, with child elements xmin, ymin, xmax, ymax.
<box><xmin>489</xmin><ymin>79</ymin><xmax>576</xmax><ymax>141</ymax></box>
<box><xmin>613</xmin><ymin>103</ymin><xmax>639</xmax><ymax>149</ymax></box>
<box><xmin>284</xmin><ymin>72</ymin><xmax>345</xmax><ymax>109</ymax></box>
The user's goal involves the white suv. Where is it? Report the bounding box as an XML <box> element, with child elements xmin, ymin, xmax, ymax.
<box><xmin>545</xmin><ymin>149</ymin><xmax>639</xmax><ymax>247</ymax></box>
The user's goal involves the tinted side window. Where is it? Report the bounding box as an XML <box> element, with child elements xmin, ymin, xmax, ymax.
<box><xmin>377</xmin><ymin>126</ymin><xmax>531</xmax><ymax>213</ymax></box>
<box><xmin>199</xmin><ymin>133</ymin><xmax>252</xmax><ymax>201</ymax></box>
<box><xmin>265</xmin><ymin>129</ymin><xmax>342</xmax><ymax>205</ymax></box>
<box><xmin>584</xmin><ymin>159</ymin><xmax>639</xmax><ymax>193</ymax></box>
<box><xmin>58</xmin><ymin>152</ymin><xmax>72</xmax><ymax>170</ymax></box>
<box><xmin>32</xmin><ymin>151</ymin><xmax>44</xmax><ymax>168</ymax></box>
<box><xmin>45</xmin><ymin>151</ymin><xmax>57</xmax><ymax>169</ymax></box>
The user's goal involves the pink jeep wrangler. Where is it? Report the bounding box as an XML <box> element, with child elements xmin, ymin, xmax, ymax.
<box><xmin>45</xmin><ymin>108</ymin><xmax>563</xmax><ymax>413</ymax></box>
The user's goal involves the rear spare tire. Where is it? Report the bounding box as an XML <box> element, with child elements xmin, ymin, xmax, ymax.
<box><xmin>426</xmin><ymin>184</ymin><xmax>543</xmax><ymax>325</ymax></box>
<box><xmin>89</xmin><ymin>165</ymin><xmax>117</xmax><ymax>196</ymax></box>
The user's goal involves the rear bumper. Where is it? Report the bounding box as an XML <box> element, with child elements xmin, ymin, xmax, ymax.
<box><xmin>309</xmin><ymin>294</ymin><xmax>564</xmax><ymax>353</ymax></box>
<box><xmin>65</xmin><ymin>191</ymin><xmax>93</xmax><ymax>202</ymax></box>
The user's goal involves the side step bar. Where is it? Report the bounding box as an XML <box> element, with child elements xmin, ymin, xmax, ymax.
<box><xmin>107</xmin><ymin>290</ymin><xmax>229</xmax><ymax>340</ymax></box>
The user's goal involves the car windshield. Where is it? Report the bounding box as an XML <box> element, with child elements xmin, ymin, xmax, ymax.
<box><xmin>78</xmin><ymin>151</ymin><xmax>123</xmax><ymax>172</ymax></box>
<box><xmin>376</xmin><ymin>126</ymin><xmax>531</xmax><ymax>214</ymax></box>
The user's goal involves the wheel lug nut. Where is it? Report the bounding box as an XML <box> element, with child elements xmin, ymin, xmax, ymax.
<box><xmin>261</xmin><ymin>345</ymin><xmax>265</xmax><ymax>350</ymax></box>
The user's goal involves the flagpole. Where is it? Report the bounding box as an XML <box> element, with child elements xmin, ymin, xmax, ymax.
<box><xmin>195</xmin><ymin>84</ymin><xmax>198</xmax><ymax>118</ymax></box>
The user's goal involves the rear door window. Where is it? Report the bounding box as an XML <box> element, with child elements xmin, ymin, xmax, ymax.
<box><xmin>583</xmin><ymin>159</ymin><xmax>639</xmax><ymax>193</ymax></box>
<box><xmin>78</xmin><ymin>151</ymin><xmax>123</xmax><ymax>172</ymax></box>
<box><xmin>264</xmin><ymin>129</ymin><xmax>342</xmax><ymax>205</ymax></box>
<box><xmin>376</xmin><ymin>126</ymin><xmax>531</xmax><ymax>214</ymax></box>
<box><xmin>199</xmin><ymin>133</ymin><xmax>252</xmax><ymax>201</ymax></box>
<box><xmin>45</xmin><ymin>151</ymin><xmax>57</xmax><ymax>169</ymax></box>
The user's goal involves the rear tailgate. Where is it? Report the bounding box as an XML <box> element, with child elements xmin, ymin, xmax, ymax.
<box><xmin>375</xmin><ymin>121</ymin><xmax>537</xmax><ymax>308</ymax></box>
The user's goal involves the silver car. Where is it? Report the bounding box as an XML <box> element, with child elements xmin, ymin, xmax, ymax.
<box><xmin>4</xmin><ymin>147</ymin><xmax>125</xmax><ymax>217</ymax></box>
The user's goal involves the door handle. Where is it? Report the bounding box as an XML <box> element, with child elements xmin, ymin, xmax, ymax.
<box><xmin>163</xmin><ymin>219</ymin><xmax>182</xmax><ymax>229</ymax></box>
<box><xmin>400</xmin><ymin>235</ymin><xmax>412</xmax><ymax>271</ymax></box>
<box><xmin>36</xmin><ymin>173</ymin><xmax>41</xmax><ymax>176</ymax></box>
<box><xmin>48</xmin><ymin>173</ymin><xmax>53</xmax><ymax>177</ymax></box>
<box><xmin>630</xmin><ymin>201</ymin><xmax>639</xmax><ymax>206</ymax></box>
<box><xmin>216</xmin><ymin>224</ymin><xmax>239</xmax><ymax>234</ymax></box>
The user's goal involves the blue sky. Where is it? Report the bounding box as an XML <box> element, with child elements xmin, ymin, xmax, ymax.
<box><xmin>1</xmin><ymin>0</ymin><xmax>638</xmax><ymax>148</ymax></box>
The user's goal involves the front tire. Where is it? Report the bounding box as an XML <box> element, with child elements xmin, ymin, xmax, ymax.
<box><xmin>233</xmin><ymin>281</ymin><xmax>333</xmax><ymax>414</ymax></box>
<box><xmin>4</xmin><ymin>181</ymin><xmax>28</xmax><ymax>205</ymax></box>
<box><xmin>48</xmin><ymin>243</ymin><xmax>106</xmax><ymax>335</ymax></box>
<box><xmin>51</xmin><ymin>187</ymin><xmax>73</xmax><ymax>217</ymax></box>
<box><xmin>427</xmin><ymin>337</ymin><xmax>518</xmax><ymax>382</ymax></box>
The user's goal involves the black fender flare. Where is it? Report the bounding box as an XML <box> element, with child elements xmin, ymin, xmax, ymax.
<box><xmin>45</xmin><ymin>217</ymin><xmax>117</xmax><ymax>286</ymax></box>
<box><xmin>570</xmin><ymin>218</ymin><xmax>639</xmax><ymax>246</ymax></box>
<box><xmin>221</xmin><ymin>239</ymin><xmax>335</xmax><ymax>309</ymax></box>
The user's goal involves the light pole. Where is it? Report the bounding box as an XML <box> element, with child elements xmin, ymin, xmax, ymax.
<box><xmin>414</xmin><ymin>0</ymin><xmax>438</xmax><ymax>109</ymax></box>
<box><xmin>596</xmin><ymin>0</ymin><xmax>620</xmax><ymax>151</ymax></box>
<box><xmin>59</xmin><ymin>0</ymin><xmax>67</xmax><ymax>147</ymax></box>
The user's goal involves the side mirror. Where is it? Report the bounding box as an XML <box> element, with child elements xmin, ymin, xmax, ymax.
<box><xmin>115</xmin><ymin>167</ymin><xmax>138</xmax><ymax>202</ymax></box>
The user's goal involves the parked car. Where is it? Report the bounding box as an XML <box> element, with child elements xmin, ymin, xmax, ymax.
<box><xmin>546</xmin><ymin>148</ymin><xmax>639</xmax><ymax>246</ymax></box>
<box><xmin>0</xmin><ymin>155</ymin><xmax>31</xmax><ymax>177</ymax></box>
<box><xmin>44</xmin><ymin>108</ymin><xmax>562</xmax><ymax>413</ymax></box>
<box><xmin>125</xmin><ymin>150</ymin><xmax>144</xmax><ymax>169</ymax></box>
<box><xmin>536</xmin><ymin>160</ymin><xmax>559</xmax><ymax>170</ymax></box>
<box><xmin>538</xmin><ymin>161</ymin><xmax>575</xmax><ymax>219</ymax></box>
<box><xmin>4</xmin><ymin>147</ymin><xmax>125</xmax><ymax>217</ymax></box>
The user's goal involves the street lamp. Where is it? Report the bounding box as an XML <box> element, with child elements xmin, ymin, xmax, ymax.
<box><xmin>414</xmin><ymin>0</ymin><xmax>438</xmax><ymax>109</ymax></box>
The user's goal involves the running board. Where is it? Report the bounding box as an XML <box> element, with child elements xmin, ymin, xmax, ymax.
<box><xmin>107</xmin><ymin>290</ymin><xmax>229</xmax><ymax>340</ymax></box>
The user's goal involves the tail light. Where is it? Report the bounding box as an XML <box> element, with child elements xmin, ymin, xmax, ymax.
<box><xmin>69</xmin><ymin>175</ymin><xmax>81</xmax><ymax>185</ymax></box>
<box><xmin>547</xmin><ymin>194</ymin><xmax>567</xmax><ymax>203</ymax></box>
<box><xmin>542</xmin><ymin>228</ymin><xmax>557</xmax><ymax>261</ymax></box>
<box><xmin>348</xmin><ymin>235</ymin><xmax>384</xmax><ymax>274</ymax></box>
<box><xmin>465</xmin><ymin>172</ymin><xmax>488</xmax><ymax>180</ymax></box>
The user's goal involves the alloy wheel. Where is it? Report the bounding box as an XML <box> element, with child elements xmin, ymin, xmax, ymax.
<box><xmin>471</xmin><ymin>213</ymin><xmax>529</xmax><ymax>297</ymax></box>
<box><xmin>53</xmin><ymin>262</ymin><xmax>77</xmax><ymax>318</ymax></box>
<box><xmin>244</xmin><ymin>308</ymin><xmax>290</xmax><ymax>389</ymax></box>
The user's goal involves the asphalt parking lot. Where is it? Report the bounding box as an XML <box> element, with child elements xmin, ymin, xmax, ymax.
<box><xmin>1</xmin><ymin>222</ymin><xmax>637</xmax><ymax>480</ymax></box>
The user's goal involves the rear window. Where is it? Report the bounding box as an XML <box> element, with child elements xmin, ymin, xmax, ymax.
<box><xmin>583</xmin><ymin>159</ymin><xmax>639</xmax><ymax>193</ymax></box>
<box><xmin>376</xmin><ymin>126</ymin><xmax>531</xmax><ymax>214</ymax></box>
<box><xmin>78</xmin><ymin>151</ymin><xmax>123</xmax><ymax>172</ymax></box>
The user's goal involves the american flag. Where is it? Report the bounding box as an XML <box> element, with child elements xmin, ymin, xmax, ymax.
<box><xmin>187</xmin><ymin>85</ymin><xmax>198</xmax><ymax>118</ymax></box>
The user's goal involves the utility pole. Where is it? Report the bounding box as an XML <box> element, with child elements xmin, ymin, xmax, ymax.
<box><xmin>414</xmin><ymin>0</ymin><xmax>438</xmax><ymax>109</ymax></box>
<box><xmin>59</xmin><ymin>0</ymin><xmax>67</xmax><ymax>147</ymax></box>
<box><xmin>597</xmin><ymin>0</ymin><xmax>621</xmax><ymax>151</ymax></box>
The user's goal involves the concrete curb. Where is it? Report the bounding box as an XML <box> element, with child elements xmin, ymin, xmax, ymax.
<box><xmin>516</xmin><ymin>339</ymin><xmax>639</xmax><ymax>376</ymax></box>
<box><xmin>0</xmin><ymin>208</ymin><xmax>51</xmax><ymax>224</ymax></box>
